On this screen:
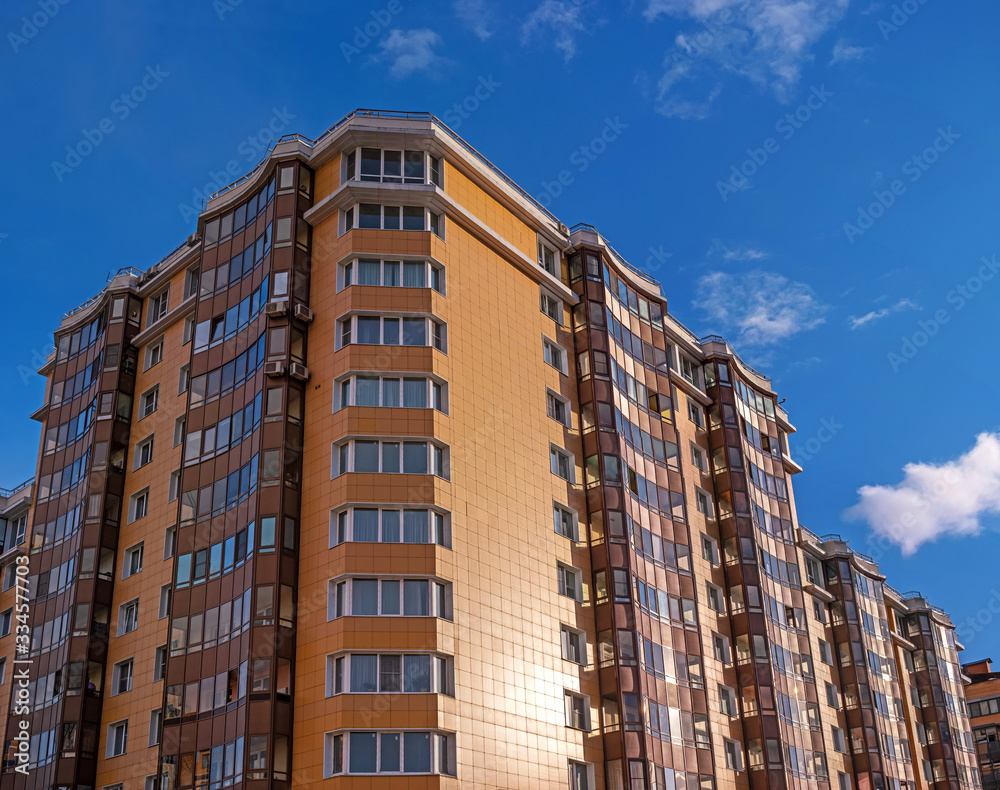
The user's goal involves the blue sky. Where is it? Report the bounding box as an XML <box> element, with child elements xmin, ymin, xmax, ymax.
<box><xmin>3</xmin><ymin>0</ymin><xmax>1000</xmax><ymax>657</ymax></box>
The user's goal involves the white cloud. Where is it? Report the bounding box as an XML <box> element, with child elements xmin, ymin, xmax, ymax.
<box><xmin>454</xmin><ymin>0</ymin><xmax>492</xmax><ymax>40</ymax></box>
<box><xmin>645</xmin><ymin>0</ymin><xmax>850</xmax><ymax>115</ymax></box>
<box><xmin>377</xmin><ymin>29</ymin><xmax>447</xmax><ymax>78</ymax></box>
<box><xmin>694</xmin><ymin>270</ymin><xmax>827</xmax><ymax>345</ymax></box>
<box><xmin>709</xmin><ymin>239</ymin><xmax>770</xmax><ymax>261</ymax></box>
<box><xmin>846</xmin><ymin>433</ymin><xmax>1000</xmax><ymax>555</ymax></box>
<box><xmin>521</xmin><ymin>0</ymin><xmax>593</xmax><ymax>62</ymax></box>
<box><xmin>830</xmin><ymin>38</ymin><xmax>870</xmax><ymax>64</ymax></box>
<box><xmin>848</xmin><ymin>297</ymin><xmax>918</xmax><ymax>329</ymax></box>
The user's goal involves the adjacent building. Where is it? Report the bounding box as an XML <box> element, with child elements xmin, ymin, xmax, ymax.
<box><xmin>0</xmin><ymin>109</ymin><xmax>982</xmax><ymax>790</ymax></box>
<box><xmin>963</xmin><ymin>659</ymin><xmax>1000</xmax><ymax>790</ymax></box>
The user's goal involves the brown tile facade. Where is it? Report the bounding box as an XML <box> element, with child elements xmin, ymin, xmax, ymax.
<box><xmin>0</xmin><ymin>110</ymin><xmax>982</xmax><ymax>790</ymax></box>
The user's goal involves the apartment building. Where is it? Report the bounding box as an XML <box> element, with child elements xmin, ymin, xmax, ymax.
<box><xmin>0</xmin><ymin>109</ymin><xmax>981</xmax><ymax>790</ymax></box>
<box><xmin>963</xmin><ymin>658</ymin><xmax>1000</xmax><ymax>790</ymax></box>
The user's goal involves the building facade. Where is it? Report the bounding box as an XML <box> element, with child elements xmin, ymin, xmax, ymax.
<box><xmin>963</xmin><ymin>659</ymin><xmax>1000</xmax><ymax>790</ymax></box>
<box><xmin>0</xmin><ymin>110</ymin><xmax>982</xmax><ymax>790</ymax></box>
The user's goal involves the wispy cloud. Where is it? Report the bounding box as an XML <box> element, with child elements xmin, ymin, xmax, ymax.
<box><xmin>846</xmin><ymin>433</ymin><xmax>1000</xmax><ymax>555</ymax></box>
<box><xmin>709</xmin><ymin>239</ymin><xmax>770</xmax><ymax>261</ymax></box>
<box><xmin>830</xmin><ymin>39</ymin><xmax>870</xmax><ymax>65</ymax></box>
<box><xmin>645</xmin><ymin>0</ymin><xmax>850</xmax><ymax>115</ymax></box>
<box><xmin>377</xmin><ymin>29</ymin><xmax>448</xmax><ymax>78</ymax></box>
<box><xmin>521</xmin><ymin>0</ymin><xmax>594</xmax><ymax>62</ymax></box>
<box><xmin>454</xmin><ymin>0</ymin><xmax>492</xmax><ymax>40</ymax></box>
<box><xmin>848</xmin><ymin>297</ymin><xmax>919</xmax><ymax>329</ymax></box>
<box><xmin>694</xmin><ymin>269</ymin><xmax>828</xmax><ymax>345</ymax></box>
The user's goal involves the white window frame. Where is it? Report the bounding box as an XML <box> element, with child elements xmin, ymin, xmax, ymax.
<box><xmin>553</xmin><ymin>502</ymin><xmax>578</xmax><ymax>542</ymax></box>
<box><xmin>144</xmin><ymin>336</ymin><xmax>164</xmax><ymax>370</ymax></box>
<box><xmin>564</xmin><ymin>690</ymin><xmax>591</xmax><ymax>731</ymax></box>
<box><xmin>713</xmin><ymin>632</ymin><xmax>732</xmax><ymax>665</ymax></box>
<box><xmin>129</xmin><ymin>489</ymin><xmax>149</xmax><ymax>523</ymax></box>
<box><xmin>568</xmin><ymin>760</ymin><xmax>595</xmax><ymax>790</ymax></box>
<box><xmin>336</xmin><ymin>314</ymin><xmax>447</xmax><ymax>353</ymax></box>
<box><xmin>118</xmin><ymin>599</ymin><xmax>139</xmax><ymax>635</ymax></box>
<box><xmin>334</xmin><ymin>373</ymin><xmax>448</xmax><ymax>413</ymax></box>
<box><xmin>329</xmin><ymin>506</ymin><xmax>451</xmax><ymax>549</ymax></box>
<box><xmin>545</xmin><ymin>388</ymin><xmax>571</xmax><ymax>427</ymax></box>
<box><xmin>122</xmin><ymin>543</ymin><xmax>144</xmax><ymax>579</ymax></box>
<box><xmin>687</xmin><ymin>399</ymin><xmax>705</xmax><ymax>428</ymax></box>
<box><xmin>719</xmin><ymin>684</ymin><xmax>737</xmax><ymax>717</ymax></box>
<box><xmin>112</xmin><ymin>658</ymin><xmax>133</xmax><ymax>695</ymax></box>
<box><xmin>339</xmin><ymin>256</ymin><xmax>445</xmax><ymax>294</ymax></box>
<box><xmin>173</xmin><ymin>416</ymin><xmax>185</xmax><ymax>447</ymax></box>
<box><xmin>149</xmin><ymin>709</ymin><xmax>163</xmax><ymax>747</ymax></box>
<box><xmin>332</xmin><ymin>439</ymin><xmax>450</xmax><ymax>479</ymax></box>
<box><xmin>557</xmin><ymin>563</ymin><xmax>583</xmax><ymax>601</ymax></box>
<box><xmin>696</xmin><ymin>487</ymin><xmax>714</xmax><ymax>518</ymax></box>
<box><xmin>159</xmin><ymin>585</ymin><xmax>171</xmax><ymax>619</ymax></box>
<box><xmin>706</xmin><ymin>582</ymin><xmax>725</xmax><ymax>614</ymax></box>
<box><xmin>537</xmin><ymin>238</ymin><xmax>559</xmax><ymax>277</ymax></box>
<box><xmin>106</xmin><ymin>720</ymin><xmax>129</xmax><ymax>758</ymax></box>
<box><xmin>324</xmin><ymin>729</ymin><xmax>454</xmax><ymax>777</ymax></box>
<box><xmin>148</xmin><ymin>288</ymin><xmax>170</xmax><ymax>326</ymax></box>
<box><xmin>691</xmin><ymin>443</ymin><xmax>706</xmax><ymax>472</ymax></box>
<box><xmin>701</xmin><ymin>534</ymin><xmax>719</xmax><ymax>564</ymax></box>
<box><xmin>549</xmin><ymin>443</ymin><xmax>575</xmax><ymax>483</ymax></box>
<box><xmin>560</xmin><ymin>625</ymin><xmax>587</xmax><ymax>666</ymax></box>
<box><xmin>542</xmin><ymin>336</ymin><xmax>568</xmax><ymax>375</ymax></box>
<box><xmin>540</xmin><ymin>287</ymin><xmax>564</xmax><ymax>324</ymax></box>
<box><xmin>341</xmin><ymin>203</ymin><xmax>443</xmax><ymax>237</ymax></box>
<box><xmin>724</xmin><ymin>738</ymin><xmax>744</xmax><ymax>771</ymax></box>
<box><xmin>344</xmin><ymin>147</ymin><xmax>442</xmax><ymax>186</ymax></box>
<box><xmin>325</xmin><ymin>651</ymin><xmax>454</xmax><ymax>696</ymax></box>
<box><xmin>134</xmin><ymin>435</ymin><xmax>154</xmax><ymax>470</ymax></box>
<box><xmin>139</xmin><ymin>386</ymin><xmax>159</xmax><ymax>418</ymax></box>
<box><xmin>327</xmin><ymin>576</ymin><xmax>453</xmax><ymax>621</ymax></box>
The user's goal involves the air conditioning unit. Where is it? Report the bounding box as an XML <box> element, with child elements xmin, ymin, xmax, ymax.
<box><xmin>558</xmin><ymin>222</ymin><xmax>570</xmax><ymax>235</ymax></box>
<box><xmin>289</xmin><ymin>362</ymin><xmax>310</xmax><ymax>382</ymax></box>
<box><xmin>264</xmin><ymin>300</ymin><xmax>288</xmax><ymax>317</ymax></box>
<box><xmin>293</xmin><ymin>303</ymin><xmax>314</xmax><ymax>323</ymax></box>
<box><xmin>264</xmin><ymin>361</ymin><xmax>285</xmax><ymax>377</ymax></box>
<box><xmin>186</xmin><ymin>233</ymin><xmax>201</xmax><ymax>247</ymax></box>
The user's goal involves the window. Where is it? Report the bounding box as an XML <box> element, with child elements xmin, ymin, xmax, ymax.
<box><xmin>706</xmin><ymin>583</ymin><xmax>725</xmax><ymax>613</ymax></box>
<box><xmin>0</xmin><ymin>609</ymin><xmax>10</xmax><ymax>637</ymax></box>
<box><xmin>337</xmin><ymin>314</ymin><xmax>446</xmax><ymax>352</ymax></box>
<box><xmin>134</xmin><ymin>436</ymin><xmax>154</xmax><ymax>470</ymax></box>
<box><xmin>330</xmin><ymin>507</ymin><xmax>451</xmax><ymax>548</ymax></box>
<box><xmin>569</xmin><ymin>761</ymin><xmax>594</xmax><ymax>790</ymax></box>
<box><xmin>701</xmin><ymin>534</ymin><xmax>719</xmax><ymax>564</ymax></box>
<box><xmin>687</xmin><ymin>400</ymin><xmax>704</xmax><ymax>428</ymax></box>
<box><xmin>123</xmin><ymin>543</ymin><xmax>143</xmax><ymax>578</ymax></box>
<box><xmin>832</xmin><ymin>727</ymin><xmax>846</xmax><ymax>753</ymax></box>
<box><xmin>724</xmin><ymin>738</ymin><xmax>743</xmax><ymax>770</ymax></box>
<box><xmin>139</xmin><ymin>387</ymin><xmax>159</xmax><ymax>418</ymax></box>
<box><xmin>540</xmin><ymin>289</ymin><xmax>563</xmax><ymax>324</ymax></box>
<box><xmin>112</xmin><ymin>659</ymin><xmax>133</xmax><ymax>695</ymax></box>
<box><xmin>325</xmin><ymin>730</ymin><xmax>453</xmax><ymax>776</ymax></box>
<box><xmin>335</xmin><ymin>374</ymin><xmax>447</xmax><ymax>412</ymax></box>
<box><xmin>153</xmin><ymin>646</ymin><xmax>167</xmax><ymax>682</ymax></box>
<box><xmin>561</xmin><ymin>625</ymin><xmax>586</xmax><ymax>665</ymax></box>
<box><xmin>333</xmin><ymin>439</ymin><xmax>449</xmax><ymax>479</ymax></box>
<box><xmin>826</xmin><ymin>682</ymin><xmax>840</xmax><ymax>709</ymax></box>
<box><xmin>328</xmin><ymin>577</ymin><xmax>452</xmax><ymax>620</ymax></box>
<box><xmin>680</xmin><ymin>356</ymin><xmax>702</xmax><ymax>389</ymax></box>
<box><xmin>327</xmin><ymin>653</ymin><xmax>453</xmax><ymax>696</ymax></box>
<box><xmin>838</xmin><ymin>772</ymin><xmax>852</xmax><ymax>790</ymax></box>
<box><xmin>164</xmin><ymin>526</ymin><xmax>176</xmax><ymax>559</ymax></box>
<box><xmin>168</xmin><ymin>470</ymin><xmax>180</xmax><ymax>503</ymax></box>
<box><xmin>691</xmin><ymin>444</ymin><xmax>706</xmax><ymax>471</ymax></box>
<box><xmin>543</xmin><ymin>338</ymin><xmax>567</xmax><ymax>374</ymax></box>
<box><xmin>173</xmin><ymin>416</ymin><xmax>185</xmax><ymax>447</ymax></box>
<box><xmin>537</xmin><ymin>240</ymin><xmax>558</xmax><ymax>277</ymax></box>
<box><xmin>550</xmin><ymin>445</ymin><xmax>574</xmax><ymax>482</ymax></box>
<box><xmin>696</xmin><ymin>489</ymin><xmax>713</xmax><ymax>517</ymax></box>
<box><xmin>159</xmin><ymin>585</ymin><xmax>171</xmax><ymax>619</ymax></box>
<box><xmin>720</xmin><ymin>685</ymin><xmax>737</xmax><ymax>717</ymax></box>
<box><xmin>144</xmin><ymin>337</ymin><xmax>164</xmax><ymax>370</ymax></box>
<box><xmin>557</xmin><ymin>564</ymin><xmax>582</xmax><ymax>601</ymax></box>
<box><xmin>343</xmin><ymin>203</ymin><xmax>442</xmax><ymax>235</ymax></box>
<box><xmin>340</xmin><ymin>258</ymin><xmax>445</xmax><ymax>293</ymax></box>
<box><xmin>129</xmin><ymin>489</ymin><xmax>149</xmax><ymax>523</ymax></box>
<box><xmin>149</xmin><ymin>709</ymin><xmax>162</xmax><ymax>747</ymax></box>
<box><xmin>149</xmin><ymin>288</ymin><xmax>169</xmax><ymax>324</ymax></box>
<box><xmin>546</xmin><ymin>390</ymin><xmax>570</xmax><ymax>426</ymax></box>
<box><xmin>565</xmin><ymin>691</ymin><xmax>590</xmax><ymax>730</ymax></box>
<box><xmin>712</xmin><ymin>633</ymin><xmax>731</xmax><ymax>665</ymax></box>
<box><xmin>118</xmin><ymin>599</ymin><xmax>139</xmax><ymax>635</ymax></box>
<box><xmin>819</xmin><ymin>640</ymin><xmax>833</xmax><ymax>665</ymax></box>
<box><xmin>554</xmin><ymin>504</ymin><xmax>577</xmax><ymax>541</ymax></box>
<box><xmin>106</xmin><ymin>720</ymin><xmax>128</xmax><ymax>757</ymax></box>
